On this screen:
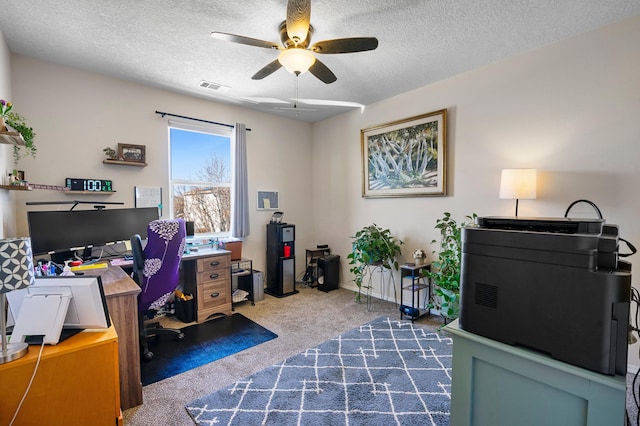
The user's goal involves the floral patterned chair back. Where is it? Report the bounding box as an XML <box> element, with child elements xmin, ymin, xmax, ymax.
<box><xmin>134</xmin><ymin>218</ymin><xmax>186</xmax><ymax>313</ymax></box>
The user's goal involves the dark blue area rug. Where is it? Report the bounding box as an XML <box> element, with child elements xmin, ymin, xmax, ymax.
<box><xmin>141</xmin><ymin>313</ymin><xmax>277</xmax><ymax>386</ymax></box>
<box><xmin>185</xmin><ymin>316</ymin><xmax>452</xmax><ymax>425</ymax></box>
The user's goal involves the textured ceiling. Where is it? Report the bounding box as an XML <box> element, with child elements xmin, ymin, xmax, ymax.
<box><xmin>1</xmin><ymin>1</ymin><xmax>639</xmax><ymax>122</ymax></box>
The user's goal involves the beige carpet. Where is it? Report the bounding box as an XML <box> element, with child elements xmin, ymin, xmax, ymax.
<box><xmin>123</xmin><ymin>285</ymin><xmax>444</xmax><ymax>425</ymax></box>
<box><xmin>124</xmin><ymin>284</ymin><xmax>639</xmax><ymax>424</ymax></box>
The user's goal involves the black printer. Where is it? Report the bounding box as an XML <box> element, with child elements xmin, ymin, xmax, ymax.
<box><xmin>459</xmin><ymin>216</ymin><xmax>631</xmax><ymax>376</ymax></box>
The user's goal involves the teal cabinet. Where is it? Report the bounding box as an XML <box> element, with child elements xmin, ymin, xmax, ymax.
<box><xmin>445</xmin><ymin>319</ymin><xmax>625</xmax><ymax>425</ymax></box>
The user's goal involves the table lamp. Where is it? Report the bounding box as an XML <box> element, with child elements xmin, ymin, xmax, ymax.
<box><xmin>499</xmin><ymin>169</ymin><xmax>537</xmax><ymax>217</ymax></box>
<box><xmin>0</xmin><ymin>237</ymin><xmax>35</xmax><ymax>364</ymax></box>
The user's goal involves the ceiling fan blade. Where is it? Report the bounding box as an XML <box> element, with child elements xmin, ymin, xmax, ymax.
<box><xmin>251</xmin><ymin>59</ymin><xmax>283</xmax><ymax>80</ymax></box>
<box><xmin>211</xmin><ymin>32</ymin><xmax>280</xmax><ymax>50</ymax></box>
<box><xmin>286</xmin><ymin>0</ymin><xmax>311</xmax><ymax>44</ymax></box>
<box><xmin>241</xmin><ymin>96</ymin><xmax>290</xmax><ymax>104</ymax></box>
<box><xmin>297</xmin><ymin>99</ymin><xmax>365</xmax><ymax>109</ymax></box>
<box><xmin>311</xmin><ymin>37</ymin><xmax>379</xmax><ymax>54</ymax></box>
<box><xmin>308</xmin><ymin>59</ymin><xmax>337</xmax><ymax>84</ymax></box>
<box><xmin>275</xmin><ymin>106</ymin><xmax>316</xmax><ymax>112</ymax></box>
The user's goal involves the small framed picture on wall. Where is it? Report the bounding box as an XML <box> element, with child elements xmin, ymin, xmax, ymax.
<box><xmin>118</xmin><ymin>143</ymin><xmax>146</xmax><ymax>163</ymax></box>
<box><xmin>257</xmin><ymin>191</ymin><xmax>279</xmax><ymax>210</ymax></box>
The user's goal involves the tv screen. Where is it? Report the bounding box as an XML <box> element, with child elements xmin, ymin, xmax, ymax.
<box><xmin>27</xmin><ymin>207</ymin><xmax>159</xmax><ymax>256</ymax></box>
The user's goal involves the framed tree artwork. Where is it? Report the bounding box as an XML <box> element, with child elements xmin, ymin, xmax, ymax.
<box><xmin>361</xmin><ymin>109</ymin><xmax>447</xmax><ymax>198</ymax></box>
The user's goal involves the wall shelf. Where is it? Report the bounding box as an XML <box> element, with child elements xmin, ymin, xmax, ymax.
<box><xmin>0</xmin><ymin>184</ymin><xmax>32</xmax><ymax>191</ymax></box>
<box><xmin>103</xmin><ymin>159</ymin><xmax>147</xmax><ymax>167</ymax></box>
<box><xmin>64</xmin><ymin>190</ymin><xmax>116</xmax><ymax>195</ymax></box>
<box><xmin>0</xmin><ymin>130</ymin><xmax>26</xmax><ymax>146</ymax></box>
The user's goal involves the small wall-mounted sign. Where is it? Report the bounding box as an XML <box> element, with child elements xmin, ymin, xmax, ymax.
<box><xmin>257</xmin><ymin>190</ymin><xmax>279</xmax><ymax>210</ymax></box>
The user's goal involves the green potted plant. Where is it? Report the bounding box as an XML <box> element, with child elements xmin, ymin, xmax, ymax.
<box><xmin>426</xmin><ymin>212</ymin><xmax>477</xmax><ymax>323</ymax></box>
<box><xmin>347</xmin><ymin>223</ymin><xmax>403</xmax><ymax>302</ymax></box>
<box><xmin>103</xmin><ymin>147</ymin><xmax>117</xmax><ymax>160</ymax></box>
<box><xmin>1</xmin><ymin>100</ymin><xmax>37</xmax><ymax>165</ymax></box>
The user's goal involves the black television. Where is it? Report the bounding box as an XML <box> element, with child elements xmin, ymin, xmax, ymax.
<box><xmin>27</xmin><ymin>207</ymin><xmax>159</xmax><ymax>260</ymax></box>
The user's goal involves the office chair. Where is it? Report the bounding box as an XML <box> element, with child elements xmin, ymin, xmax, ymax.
<box><xmin>131</xmin><ymin>218</ymin><xmax>187</xmax><ymax>361</ymax></box>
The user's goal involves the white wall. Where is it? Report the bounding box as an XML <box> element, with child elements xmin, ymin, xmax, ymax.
<box><xmin>4</xmin><ymin>15</ymin><xmax>640</xmax><ymax>367</ymax></box>
<box><xmin>0</xmin><ymin>30</ymin><xmax>14</xmax><ymax>238</ymax></box>
<box><xmin>7</xmin><ymin>55</ymin><xmax>315</xmax><ymax>275</ymax></box>
<box><xmin>312</xmin><ymin>15</ymin><xmax>640</xmax><ymax>366</ymax></box>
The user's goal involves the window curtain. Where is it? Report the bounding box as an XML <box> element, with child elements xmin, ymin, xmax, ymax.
<box><xmin>232</xmin><ymin>123</ymin><xmax>250</xmax><ymax>237</ymax></box>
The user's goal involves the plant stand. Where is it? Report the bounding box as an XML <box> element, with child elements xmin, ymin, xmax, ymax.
<box><xmin>359</xmin><ymin>262</ymin><xmax>397</xmax><ymax>311</ymax></box>
<box><xmin>399</xmin><ymin>263</ymin><xmax>431</xmax><ymax>322</ymax></box>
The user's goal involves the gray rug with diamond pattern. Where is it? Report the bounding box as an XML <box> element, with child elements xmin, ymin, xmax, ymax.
<box><xmin>185</xmin><ymin>316</ymin><xmax>452</xmax><ymax>425</ymax></box>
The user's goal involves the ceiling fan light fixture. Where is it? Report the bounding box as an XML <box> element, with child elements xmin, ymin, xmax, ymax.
<box><xmin>278</xmin><ymin>48</ymin><xmax>315</xmax><ymax>75</ymax></box>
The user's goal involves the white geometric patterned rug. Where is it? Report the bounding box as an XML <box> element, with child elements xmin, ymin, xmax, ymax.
<box><xmin>185</xmin><ymin>316</ymin><xmax>452</xmax><ymax>425</ymax></box>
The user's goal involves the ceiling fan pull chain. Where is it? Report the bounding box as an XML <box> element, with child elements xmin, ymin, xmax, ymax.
<box><xmin>294</xmin><ymin>76</ymin><xmax>300</xmax><ymax>116</ymax></box>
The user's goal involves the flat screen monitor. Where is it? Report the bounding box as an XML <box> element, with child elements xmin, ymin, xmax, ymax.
<box><xmin>7</xmin><ymin>275</ymin><xmax>111</xmax><ymax>345</ymax></box>
<box><xmin>27</xmin><ymin>207</ymin><xmax>159</xmax><ymax>257</ymax></box>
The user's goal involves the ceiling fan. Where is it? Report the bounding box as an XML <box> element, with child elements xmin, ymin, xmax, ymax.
<box><xmin>211</xmin><ymin>0</ymin><xmax>378</xmax><ymax>84</ymax></box>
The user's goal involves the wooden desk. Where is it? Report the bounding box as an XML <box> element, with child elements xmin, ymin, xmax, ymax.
<box><xmin>85</xmin><ymin>249</ymin><xmax>229</xmax><ymax>409</ymax></box>
<box><xmin>86</xmin><ymin>264</ymin><xmax>142</xmax><ymax>410</ymax></box>
<box><xmin>0</xmin><ymin>326</ymin><xmax>122</xmax><ymax>425</ymax></box>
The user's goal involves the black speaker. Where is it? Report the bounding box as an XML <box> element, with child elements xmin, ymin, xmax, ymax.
<box><xmin>317</xmin><ymin>255</ymin><xmax>340</xmax><ymax>292</ymax></box>
<box><xmin>186</xmin><ymin>221</ymin><xmax>195</xmax><ymax>236</ymax></box>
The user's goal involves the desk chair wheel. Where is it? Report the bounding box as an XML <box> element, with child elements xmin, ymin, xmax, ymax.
<box><xmin>142</xmin><ymin>349</ymin><xmax>154</xmax><ymax>362</ymax></box>
<box><xmin>176</xmin><ymin>332</ymin><xmax>185</xmax><ymax>341</ymax></box>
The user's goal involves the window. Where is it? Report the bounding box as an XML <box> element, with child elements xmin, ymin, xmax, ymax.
<box><xmin>169</xmin><ymin>124</ymin><xmax>232</xmax><ymax>236</ymax></box>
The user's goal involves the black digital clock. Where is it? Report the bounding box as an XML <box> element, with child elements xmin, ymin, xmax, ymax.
<box><xmin>65</xmin><ymin>178</ymin><xmax>114</xmax><ymax>192</ymax></box>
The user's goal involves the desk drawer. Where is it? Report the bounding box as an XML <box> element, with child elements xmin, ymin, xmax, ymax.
<box><xmin>197</xmin><ymin>280</ymin><xmax>228</xmax><ymax>310</ymax></box>
<box><xmin>197</xmin><ymin>268</ymin><xmax>230</xmax><ymax>284</ymax></box>
<box><xmin>197</xmin><ymin>255</ymin><xmax>230</xmax><ymax>273</ymax></box>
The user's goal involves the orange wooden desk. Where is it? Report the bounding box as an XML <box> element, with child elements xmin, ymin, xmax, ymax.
<box><xmin>0</xmin><ymin>326</ymin><xmax>122</xmax><ymax>425</ymax></box>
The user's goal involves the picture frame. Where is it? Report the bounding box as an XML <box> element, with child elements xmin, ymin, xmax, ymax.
<box><xmin>361</xmin><ymin>109</ymin><xmax>447</xmax><ymax>198</ymax></box>
<box><xmin>257</xmin><ymin>190</ymin><xmax>279</xmax><ymax>210</ymax></box>
<box><xmin>118</xmin><ymin>143</ymin><xmax>146</xmax><ymax>163</ymax></box>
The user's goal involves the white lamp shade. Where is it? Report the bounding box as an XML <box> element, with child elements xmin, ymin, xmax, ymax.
<box><xmin>0</xmin><ymin>237</ymin><xmax>35</xmax><ymax>293</ymax></box>
<box><xmin>278</xmin><ymin>48</ymin><xmax>316</xmax><ymax>75</ymax></box>
<box><xmin>499</xmin><ymin>169</ymin><xmax>537</xmax><ymax>200</ymax></box>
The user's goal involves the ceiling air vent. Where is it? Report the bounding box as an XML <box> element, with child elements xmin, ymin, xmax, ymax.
<box><xmin>199</xmin><ymin>80</ymin><xmax>230</xmax><ymax>92</ymax></box>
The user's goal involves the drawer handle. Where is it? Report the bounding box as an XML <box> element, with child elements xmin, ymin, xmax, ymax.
<box><xmin>210</xmin><ymin>261</ymin><xmax>220</xmax><ymax>267</ymax></box>
<box><xmin>209</xmin><ymin>273</ymin><xmax>219</xmax><ymax>279</ymax></box>
<box><xmin>210</xmin><ymin>292</ymin><xmax>220</xmax><ymax>298</ymax></box>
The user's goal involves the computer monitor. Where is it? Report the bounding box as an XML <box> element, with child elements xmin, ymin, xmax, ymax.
<box><xmin>7</xmin><ymin>275</ymin><xmax>111</xmax><ymax>345</ymax></box>
<box><xmin>27</xmin><ymin>207</ymin><xmax>159</xmax><ymax>260</ymax></box>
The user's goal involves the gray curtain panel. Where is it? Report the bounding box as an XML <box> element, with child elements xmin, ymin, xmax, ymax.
<box><xmin>232</xmin><ymin>123</ymin><xmax>249</xmax><ymax>238</ymax></box>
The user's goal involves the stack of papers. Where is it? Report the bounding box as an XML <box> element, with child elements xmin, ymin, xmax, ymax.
<box><xmin>70</xmin><ymin>262</ymin><xmax>109</xmax><ymax>271</ymax></box>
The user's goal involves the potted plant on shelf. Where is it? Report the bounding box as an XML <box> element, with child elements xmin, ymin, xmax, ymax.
<box><xmin>103</xmin><ymin>147</ymin><xmax>117</xmax><ymax>160</ymax></box>
<box><xmin>347</xmin><ymin>223</ymin><xmax>403</xmax><ymax>303</ymax></box>
<box><xmin>412</xmin><ymin>248</ymin><xmax>427</xmax><ymax>265</ymax></box>
<box><xmin>426</xmin><ymin>212</ymin><xmax>477</xmax><ymax>323</ymax></box>
<box><xmin>1</xmin><ymin>99</ymin><xmax>37</xmax><ymax>166</ymax></box>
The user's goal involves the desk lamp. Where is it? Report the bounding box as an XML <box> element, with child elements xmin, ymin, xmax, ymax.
<box><xmin>499</xmin><ymin>169</ymin><xmax>537</xmax><ymax>217</ymax></box>
<box><xmin>0</xmin><ymin>237</ymin><xmax>35</xmax><ymax>364</ymax></box>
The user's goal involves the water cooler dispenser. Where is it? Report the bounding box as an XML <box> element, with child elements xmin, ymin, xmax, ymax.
<box><xmin>266</xmin><ymin>223</ymin><xmax>297</xmax><ymax>297</ymax></box>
